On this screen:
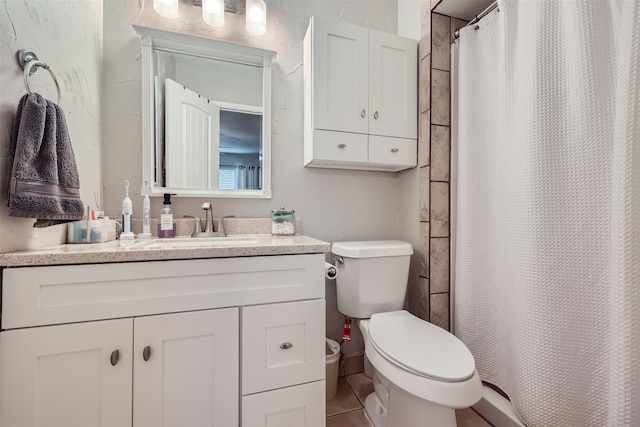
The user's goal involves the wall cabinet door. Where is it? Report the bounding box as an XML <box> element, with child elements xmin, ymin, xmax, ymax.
<box><xmin>0</xmin><ymin>319</ymin><xmax>133</xmax><ymax>427</ymax></box>
<box><xmin>133</xmin><ymin>308</ymin><xmax>239</xmax><ymax>427</ymax></box>
<box><xmin>311</xmin><ymin>17</ymin><xmax>369</xmax><ymax>135</ymax></box>
<box><xmin>368</xmin><ymin>29</ymin><xmax>418</xmax><ymax>139</ymax></box>
<box><xmin>242</xmin><ymin>381</ymin><xmax>325</xmax><ymax>427</ymax></box>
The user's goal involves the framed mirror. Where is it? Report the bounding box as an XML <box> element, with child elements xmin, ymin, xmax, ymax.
<box><xmin>133</xmin><ymin>25</ymin><xmax>276</xmax><ymax>198</ymax></box>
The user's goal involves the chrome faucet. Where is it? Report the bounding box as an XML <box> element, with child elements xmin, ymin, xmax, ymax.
<box><xmin>187</xmin><ymin>202</ymin><xmax>223</xmax><ymax>237</ymax></box>
<box><xmin>186</xmin><ymin>203</ymin><xmax>230</xmax><ymax>237</ymax></box>
<box><xmin>201</xmin><ymin>202</ymin><xmax>215</xmax><ymax>233</ymax></box>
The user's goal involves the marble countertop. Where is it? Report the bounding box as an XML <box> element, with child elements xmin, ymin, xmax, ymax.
<box><xmin>0</xmin><ymin>235</ymin><xmax>331</xmax><ymax>267</ymax></box>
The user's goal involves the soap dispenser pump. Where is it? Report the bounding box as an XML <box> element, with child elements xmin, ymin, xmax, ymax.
<box><xmin>158</xmin><ymin>193</ymin><xmax>176</xmax><ymax>238</ymax></box>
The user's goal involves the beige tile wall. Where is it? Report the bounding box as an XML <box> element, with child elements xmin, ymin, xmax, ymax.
<box><xmin>417</xmin><ymin>3</ymin><xmax>432</xmax><ymax>323</ymax></box>
<box><xmin>417</xmin><ymin>7</ymin><xmax>467</xmax><ymax>331</ymax></box>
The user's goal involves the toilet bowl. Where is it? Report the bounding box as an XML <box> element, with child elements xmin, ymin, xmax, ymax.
<box><xmin>360</xmin><ymin>312</ymin><xmax>482</xmax><ymax>427</ymax></box>
<box><xmin>331</xmin><ymin>241</ymin><xmax>482</xmax><ymax>427</ymax></box>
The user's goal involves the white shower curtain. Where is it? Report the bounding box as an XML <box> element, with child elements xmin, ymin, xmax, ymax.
<box><xmin>453</xmin><ymin>1</ymin><xmax>639</xmax><ymax>426</ymax></box>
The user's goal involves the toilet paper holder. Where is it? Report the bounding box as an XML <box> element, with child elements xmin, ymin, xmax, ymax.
<box><xmin>325</xmin><ymin>261</ymin><xmax>338</xmax><ymax>280</ymax></box>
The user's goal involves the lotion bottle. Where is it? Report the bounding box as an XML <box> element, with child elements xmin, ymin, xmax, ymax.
<box><xmin>120</xmin><ymin>180</ymin><xmax>135</xmax><ymax>244</ymax></box>
<box><xmin>158</xmin><ymin>193</ymin><xmax>176</xmax><ymax>238</ymax></box>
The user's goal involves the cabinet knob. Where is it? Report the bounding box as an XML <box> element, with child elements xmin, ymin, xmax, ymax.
<box><xmin>143</xmin><ymin>346</ymin><xmax>151</xmax><ymax>361</ymax></box>
<box><xmin>391</xmin><ymin>148</ymin><xmax>399</xmax><ymax>153</ymax></box>
<box><xmin>374</xmin><ymin>111</ymin><xmax>379</xmax><ymax>120</ymax></box>
<box><xmin>280</xmin><ymin>342</ymin><xmax>293</xmax><ymax>350</ymax></box>
<box><xmin>360</xmin><ymin>109</ymin><xmax>366</xmax><ymax>118</ymax></box>
<box><xmin>110</xmin><ymin>349</ymin><xmax>120</xmax><ymax>366</ymax></box>
<box><xmin>337</xmin><ymin>143</ymin><xmax>347</xmax><ymax>149</ymax></box>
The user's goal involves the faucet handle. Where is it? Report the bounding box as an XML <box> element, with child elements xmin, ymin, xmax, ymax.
<box><xmin>183</xmin><ymin>215</ymin><xmax>202</xmax><ymax>237</ymax></box>
<box><xmin>217</xmin><ymin>215</ymin><xmax>235</xmax><ymax>236</ymax></box>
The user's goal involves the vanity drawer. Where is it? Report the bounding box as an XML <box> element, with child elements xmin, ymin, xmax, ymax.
<box><xmin>242</xmin><ymin>380</ymin><xmax>325</xmax><ymax>427</ymax></box>
<box><xmin>368</xmin><ymin>135</ymin><xmax>417</xmax><ymax>168</ymax></box>
<box><xmin>1</xmin><ymin>254</ymin><xmax>324</xmax><ymax>329</ymax></box>
<box><xmin>241</xmin><ymin>300</ymin><xmax>325</xmax><ymax>395</ymax></box>
<box><xmin>310</xmin><ymin>129</ymin><xmax>368</xmax><ymax>164</ymax></box>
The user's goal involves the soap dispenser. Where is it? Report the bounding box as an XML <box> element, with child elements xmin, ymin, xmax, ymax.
<box><xmin>158</xmin><ymin>193</ymin><xmax>176</xmax><ymax>238</ymax></box>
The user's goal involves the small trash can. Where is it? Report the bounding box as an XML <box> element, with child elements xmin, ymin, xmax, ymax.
<box><xmin>325</xmin><ymin>338</ymin><xmax>341</xmax><ymax>401</ymax></box>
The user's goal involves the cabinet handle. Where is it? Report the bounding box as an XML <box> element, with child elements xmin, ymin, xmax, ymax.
<box><xmin>391</xmin><ymin>148</ymin><xmax>399</xmax><ymax>153</ymax></box>
<box><xmin>374</xmin><ymin>111</ymin><xmax>379</xmax><ymax>120</ymax></box>
<box><xmin>280</xmin><ymin>342</ymin><xmax>293</xmax><ymax>350</ymax></box>
<box><xmin>143</xmin><ymin>346</ymin><xmax>151</xmax><ymax>361</ymax></box>
<box><xmin>110</xmin><ymin>350</ymin><xmax>120</xmax><ymax>366</ymax></box>
<box><xmin>337</xmin><ymin>143</ymin><xmax>347</xmax><ymax>149</ymax></box>
<box><xmin>360</xmin><ymin>109</ymin><xmax>366</xmax><ymax>118</ymax></box>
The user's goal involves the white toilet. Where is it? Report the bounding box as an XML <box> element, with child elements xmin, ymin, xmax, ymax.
<box><xmin>332</xmin><ymin>241</ymin><xmax>482</xmax><ymax>427</ymax></box>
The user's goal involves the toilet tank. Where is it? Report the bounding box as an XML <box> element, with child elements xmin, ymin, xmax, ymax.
<box><xmin>332</xmin><ymin>241</ymin><xmax>413</xmax><ymax>318</ymax></box>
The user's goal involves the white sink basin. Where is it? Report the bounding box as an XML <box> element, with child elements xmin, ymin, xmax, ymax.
<box><xmin>135</xmin><ymin>236</ymin><xmax>260</xmax><ymax>250</ymax></box>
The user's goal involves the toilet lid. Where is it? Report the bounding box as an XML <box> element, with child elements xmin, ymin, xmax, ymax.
<box><xmin>368</xmin><ymin>311</ymin><xmax>476</xmax><ymax>382</ymax></box>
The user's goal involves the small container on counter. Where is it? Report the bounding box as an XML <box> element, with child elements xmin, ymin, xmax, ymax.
<box><xmin>271</xmin><ymin>207</ymin><xmax>295</xmax><ymax>236</ymax></box>
<box><xmin>67</xmin><ymin>218</ymin><xmax>117</xmax><ymax>243</ymax></box>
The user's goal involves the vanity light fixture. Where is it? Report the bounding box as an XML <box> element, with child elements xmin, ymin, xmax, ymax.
<box><xmin>245</xmin><ymin>0</ymin><xmax>267</xmax><ymax>36</ymax></box>
<box><xmin>190</xmin><ymin>0</ymin><xmax>266</xmax><ymax>35</ymax></box>
<box><xmin>202</xmin><ymin>0</ymin><xmax>225</xmax><ymax>27</ymax></box>
<box><xmin>153</xmin><ymin>0</ymin><xmax>179</xmax><ymax>19</ymax></box>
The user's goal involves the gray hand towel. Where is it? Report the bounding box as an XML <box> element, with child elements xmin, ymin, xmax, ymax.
<box><xmin>8</xmin><ymin>93</ymin><xmax>84</xmax><ymax>227</ymax></box>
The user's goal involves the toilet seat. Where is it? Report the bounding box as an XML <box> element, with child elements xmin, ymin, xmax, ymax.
<box><xmin>368</xmin><ymin>310</ymin><xmax>475</xmax><ymax>382</ymax></box>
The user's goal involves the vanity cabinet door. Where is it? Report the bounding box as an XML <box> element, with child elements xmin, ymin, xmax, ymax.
<box><xmin>0</xmin><ymin>319</ymin><xmax>133</xmax><ymax>427</ymax></box>
<box><xmin>133</xmin><ymin>308</ymin><xmax>239</xmax><ymax>427</ymax></box>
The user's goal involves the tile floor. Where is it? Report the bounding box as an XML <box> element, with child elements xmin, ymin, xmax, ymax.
<box><xmin>326</xmin><ymin>373</ymin><xmax>493</xmax><ymax>427</ymax></box>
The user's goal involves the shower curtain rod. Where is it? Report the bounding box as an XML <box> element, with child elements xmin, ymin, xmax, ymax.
<box><xmin>453</xmin><ymin>1</ymin><xmax>499</xmax><ymax>39</ymax></box>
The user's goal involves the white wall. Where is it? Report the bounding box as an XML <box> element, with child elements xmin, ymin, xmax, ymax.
<box><xmin>396</xmin><ymin>0</ymin><xmax>425</xmax><ymax>317</ymax></box>
<box><xmin>103</xmin><ymin>0</ymin><xmax>412</xmax><ymax>352</ymax></box>
<box><xmin>398</xmin><ymin>0</ymin><xmax>427</xmax><ymax>40</ymax></box>
<box><xmin>0</xmin><ymin>1</ymin><xmax>103</xmax><ymax>252</ymax></box>
<box><xmin>103</xmin><ymin>1</ymin><xmax>402</xmax><ymax>241</ymax></box>
<box><xmin>0</xmin><ymin>0</ymin><xmax>420</xmax><ymax>356</ymax></box>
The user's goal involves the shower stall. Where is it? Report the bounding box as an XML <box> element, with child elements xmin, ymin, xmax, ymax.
<box><xmin>449</xmin><ymin>1</ymin><xmax>639</xmax><ymax>426</ymax></box>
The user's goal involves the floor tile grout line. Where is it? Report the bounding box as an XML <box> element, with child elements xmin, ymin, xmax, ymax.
<box><xmin>326</xmin><ymin>407</ymin><xmax>365</xmax><ymax>419</ymax></box>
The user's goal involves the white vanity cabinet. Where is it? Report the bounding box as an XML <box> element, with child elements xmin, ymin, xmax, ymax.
<box><xmin>241</xmin><ymin>300</ymin><xmax>326</xmax><ymax>426</ymax></box>
<box><xmin>133</xmin><ymin>308</ymin><xmax>239</xmax><ymax>427</ymax></box>
<box><xmin>304</xmin><ymin>16</ymin><xmax>418</xmax><ymax>172</ymax></box>
<box><xmin>0</xmin><ymin>253</ymin><xmax>326</xmax><ymax>427</ymax></box>
<box><xmin>0</xmin><ymin>319</ymin><xmax>134</xmax><ymax>427</ymax></box>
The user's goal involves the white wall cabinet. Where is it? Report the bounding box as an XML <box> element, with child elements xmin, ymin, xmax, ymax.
<box><xmin>0</xmin><ymin>254</ymin><xmax>325</xmax><ymax>427</ymax></box>
<box><xmin>304</xmin><ymin>16</ymin><xmax>417</xmax><ymax>172</ymax></box>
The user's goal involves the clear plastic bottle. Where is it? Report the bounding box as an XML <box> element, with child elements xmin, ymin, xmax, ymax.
<box><xmin>158</xmin><ymin>193</ymin><xmax>176</xmax><ymax>238</ymax></box>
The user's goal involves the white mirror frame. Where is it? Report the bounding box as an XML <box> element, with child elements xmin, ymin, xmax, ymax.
<box><xmin>133</xmin><ymin>25</ymin><xmax>276</xmax><ymax>198</ymax></box>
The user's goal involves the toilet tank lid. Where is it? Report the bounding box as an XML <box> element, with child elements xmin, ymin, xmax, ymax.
<box><xmin>331</xmin><ymin>241</ymin><xmax>413</xmax><ymax>258</ymax></box>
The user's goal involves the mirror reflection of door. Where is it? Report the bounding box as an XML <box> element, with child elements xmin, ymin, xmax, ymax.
<box><xmin>165</xmin><ymin>78</ymin><xmax>220</xmax><ymax>190</ymax></box>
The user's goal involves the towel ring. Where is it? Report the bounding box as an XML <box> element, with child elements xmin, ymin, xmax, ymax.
<box><xmin>17</xmin><ymin>50</ymin><xmax>62</xmax><ymax>106</ymax></box>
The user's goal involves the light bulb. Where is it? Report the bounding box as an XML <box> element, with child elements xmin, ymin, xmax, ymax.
<box><xmin>153</xmin><ymin>0</ymin><xmax>179</xmax><ymax>19</ymax></box>
<box><xmin>202</xmin><ymin>0</ymin><xmax>225</xmax><ymax>27</ymax></box>
<box><xmin>245</xmin><ymin>0</ymin><xmax>266</xmax><ymax>36</ymax></box>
